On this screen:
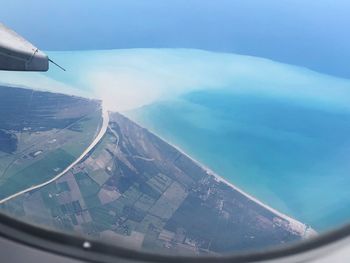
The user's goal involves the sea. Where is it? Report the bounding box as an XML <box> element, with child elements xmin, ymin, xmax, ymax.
<box><xmin>1</xmin><ymin>48</ymin><xmax>350</xmax><ymax>231</ymax></box>
<box><xmin>126</xmin><ymin>89</ymin><xmax>350</xmax><ymax>231</ymax></box>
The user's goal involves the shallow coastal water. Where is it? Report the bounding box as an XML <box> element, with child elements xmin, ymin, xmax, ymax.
<box><xmin>126</xmin><ymin>90</ymin><xmax>350</xmax><ymax>231</ymax></box>
<box><xmin>1</xmin><ymin>48</ymin><xmax>350</xmax><ymax>231</ymax></box>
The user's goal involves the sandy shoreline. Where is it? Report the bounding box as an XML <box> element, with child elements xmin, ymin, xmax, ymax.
<box><xmin>133</xmin><ymin>121</ymin><xmax>318</xmax><ymax>238</ymax></box>
<box><xmin>0</xmin><ymin>107</ymin><xmax>109</xmax><ymax>204</ymax></box>
<box><xmin>0</xmin><ymin>85</ymin><xmax>317</xmax><ymax>238</ymax></box>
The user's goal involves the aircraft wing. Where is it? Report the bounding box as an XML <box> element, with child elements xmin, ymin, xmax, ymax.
<box><xmin>0</xmin><ymin>23</ymin><xmax>49</xmax><ymax>71</ymax></box>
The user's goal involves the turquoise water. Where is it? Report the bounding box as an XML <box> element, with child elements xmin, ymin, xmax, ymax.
<box><xmin>126</xmin><ymin>90</ymin><xmax>350</xmax><ymax>231</ymax></box>
<box><xmin>3</xmin><ymin>1</ymin><xmax>350</xmax><ymax>78</ymax></box>
<box><xmin>2</xmin><ymin>48</ymin><xmax>350</xmax><ymax>231</ymax></box>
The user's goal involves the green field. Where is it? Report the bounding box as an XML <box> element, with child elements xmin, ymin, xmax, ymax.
<box><xmin>0</xmin><ymin>87</ymin><xmax>102</xmax><ymax>201</ymax></box>
<box><xmin>0</xmin><ymin>149</ymin><xmax>75</xmax><ymax>199</ymax></box>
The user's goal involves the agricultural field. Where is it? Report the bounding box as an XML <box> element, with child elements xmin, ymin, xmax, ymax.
<box><xmin>0</xmin><ymin>86</ymin><xmax>102</xmax><ymax>199</ymax></box>
<box><xmin>0</xmin><ymin>112</ymin><xmax>307</xmax><ymax>255</ymax></box>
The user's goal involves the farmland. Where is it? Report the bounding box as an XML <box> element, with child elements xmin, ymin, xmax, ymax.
<box><xmin>0</xmin><ymin>86</ymin><xmax>102</xmax><ymax>199</ymax></box>
<box><xmin>1</xmin><ymin>111</ymin><xmax>308</xmax><ymax>255</ymax></box>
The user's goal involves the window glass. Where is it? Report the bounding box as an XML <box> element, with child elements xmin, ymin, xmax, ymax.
<box><xmin>0</xmin><ymin>0</ymin><xmax>349</xmax><ymax>256</ymax></box>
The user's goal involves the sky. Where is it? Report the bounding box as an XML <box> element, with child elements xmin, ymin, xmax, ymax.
<box><xmin>0</xmin><ymin>0</ymin><xmax>349</xmax><ymax>79</ymax></box>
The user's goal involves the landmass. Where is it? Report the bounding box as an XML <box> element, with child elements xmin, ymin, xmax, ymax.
<box><xmin>0</xmin><ymin>86</ymin><xmax>315</xmax><ymax>255</ymax></box>
<box><xmin>0</xmin><ymin>86</ymin><xmax>102</xmax><ymax>199</ymax></box>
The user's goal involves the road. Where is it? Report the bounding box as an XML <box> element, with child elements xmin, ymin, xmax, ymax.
<box><xmin>0</xmin><ymin>108</ymin><xmax>110</xmax><ymax>204</ymax></box>
<box><xmin>133</xmin><ymin>156</ymin><xmax>154</xmax><ymax>162</ymax></box>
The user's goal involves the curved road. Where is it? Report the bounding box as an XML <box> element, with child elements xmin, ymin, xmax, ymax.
<box><xmin>0</xmin><ymin>108</ymin><xmax>110</xmax><ymax>204</ymax></box>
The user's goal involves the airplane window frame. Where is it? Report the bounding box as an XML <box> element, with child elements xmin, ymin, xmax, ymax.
<box><xmin>0</xmin><ymin>211</ymin><xmax>350</xmax><ymax>263</ymax></box>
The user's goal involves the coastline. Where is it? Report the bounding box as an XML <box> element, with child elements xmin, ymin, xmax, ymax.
<box><xmin>127</xmin><ymin>116</ymin><xmax>318</xmax><ymax>239</ymax></box>
<box><xmin>0</xmin><ymin>83</ymin><xmax>317</xmax><ymax>237</ymax></box>
<box><xmin>0</xmin><ymin>107</ymin><xmax>109</xmax><ymax>204</ymax></box>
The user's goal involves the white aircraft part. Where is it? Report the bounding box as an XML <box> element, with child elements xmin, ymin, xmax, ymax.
<box><xmin>0</xmin><ymin>23</ymin><xmax>48</xmax><ymax>71</ymax></box>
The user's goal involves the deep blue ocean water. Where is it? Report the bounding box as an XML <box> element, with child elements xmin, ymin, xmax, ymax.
<box><xmin>127</xmin><ymin>89</ymin><xmax>350</xmax><ymax>231</ymax></box>
<box><xmin>2</xmin><ymin>1</ymin><xmax>350</xmax><ymax>78</ymax></box>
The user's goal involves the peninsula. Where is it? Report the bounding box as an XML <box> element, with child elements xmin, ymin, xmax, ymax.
<box><xmin>0</xmin><ymin>86</ymin><xmax>315</xmax><ymax>255</ymax></box>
